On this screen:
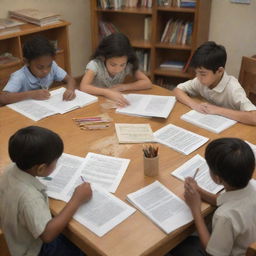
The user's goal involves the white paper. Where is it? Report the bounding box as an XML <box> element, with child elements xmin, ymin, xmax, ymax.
<box><xmin>73</xmin><ymin>185</ymin><xmax>135</xmax><ymax>237</ymax></box>
<box><xmin>181</xmin><ymin>110</ymin><xmax>237</xmax><ymax>134</ymax></box>
<box><xmin>154</xmin><ymin>124</ymin><xmax>209</xmax><ymax>155</ymax></box>
<box><xmin>171</xmin><ymin>154</ymin><xmax>223</xmax><ymax>194</ymax></box>
<box><xmin>116</xmin><ymin>94</ymin><xmax>176</xmax><ymax>118</ymax></box>
<box><xmin>127</xmin><ymin>181</ymin><xmax>193</xmax><ymax>234</ymax></box>
<box><xmin>115</xmin><ymin>123</ymin><xmax>154</xmax><ymax>143</ymax></box>
<box><xmin>7</xmin><ymin>87</ymin><xmax>98</xmax><ymax>121</ymax></box>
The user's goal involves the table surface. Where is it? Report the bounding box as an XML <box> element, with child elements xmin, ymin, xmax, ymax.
<box><xmin>1</xmin><ymin>85</ymin><xmax>255</xmax><ymax>256</ymax></box>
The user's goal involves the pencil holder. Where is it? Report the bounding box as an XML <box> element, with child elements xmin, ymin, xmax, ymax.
<box><xmin>143</xmin><ymin>155</ymin><xmax>159</xmax><ymax>177</ymax></box>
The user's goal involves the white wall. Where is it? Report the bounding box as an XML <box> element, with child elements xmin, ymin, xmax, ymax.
<box><xmin>209</xmin><ymin>0</ymin><xmax>256</xmax><ymax>78</ymax></box>
<box><xmin>0</xmin><ymin>0</ymin><xmax>91</xmax><ymax>77</ymax></box>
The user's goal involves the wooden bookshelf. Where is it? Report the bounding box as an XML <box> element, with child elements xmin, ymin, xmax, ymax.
<box><xmin>0</xmin><ymin>20</ymin><xmax>71</xmax><ymax>90</ymax></box>
<box><xmin>90</xmin><ymin>0</ymin><xmax>211</xmax><ymax>87</ymax></box>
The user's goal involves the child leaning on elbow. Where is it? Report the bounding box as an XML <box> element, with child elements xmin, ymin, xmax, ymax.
<box><xmin>173</xmin><ymin>41</ymin><xmax>256</xmax><ymax>125</ymax></box>
<box><xmin>0</xmin><ymin>35</ymin><xmax>76</xmax><ymax>106</ymax></box>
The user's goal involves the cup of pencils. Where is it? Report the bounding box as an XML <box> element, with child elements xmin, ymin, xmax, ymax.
<box><xmin>143</xmin><ymin>145</ymin><xmax>159</xmax><ymax>177</ymax></box>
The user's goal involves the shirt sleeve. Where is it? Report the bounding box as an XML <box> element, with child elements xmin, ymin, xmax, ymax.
<box><xmin>52</xmin><ymin>61</ymin><xmax>67</xmax><ymax>82</ymax></box>
<box><xmin>3</xmin><ymin>71</ymin><xmax>25</xmax><ymax>92</ymax></box>
<box><xmin>176</xmin><ymin>78</ymin><xmax>200</xmax><ymax>97</ymax></box>
<box><xmin>86</xmin><ymin>60</ymin><xmax>98</xmax><ymax>74</ymax></box>
<box><xmin>20</xmin><ymin>196</ymin><xmax>52</xmax><ymax>239</ymax></box>
<box><xmin>206</xmin><ymin>215</ymin><xmax>234</xmax><ymax>256</ymax></box>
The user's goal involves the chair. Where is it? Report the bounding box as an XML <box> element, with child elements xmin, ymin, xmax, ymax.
<box><xmin>246</xmin><ymin>241</ymin><xmax>256</xmax><ymax>256</ymax></box>
<box><xmin>238</xmin><ymin>56</ymin><xmax>256</xmax><ymax>105</ymax></box>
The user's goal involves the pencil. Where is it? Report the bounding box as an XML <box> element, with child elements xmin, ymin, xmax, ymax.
<box><xmin>80</xmin><ymin>176</ymin><xmax>86</xmax><ymax>182</ymax></box>
<box><xmin>193</xmin><ymin>168</ymin><xmax>199</xmax><ymax>179</ymax></box>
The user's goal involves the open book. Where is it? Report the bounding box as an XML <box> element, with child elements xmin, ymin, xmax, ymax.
<box><xmin>115</xmin><ymin>123</ymin><xmax>154</xmax><ymax>143</ymax></box>
<box><xmin>127</xmin><ymin>181</ymin><xmax>193</xmax><ymax>234</ymax></box>
<box><xmin>7</xmin><ymin>87</ymin><xmax>98</xmax><ymax>121</ymax></box>
<box><xmin>116</xmin><ymin>94</ymin><xmax>176</xmax><ymax>118</ymax></box>
<box><xmin>38</xmin><ymin>153</ymin><xmax>134</xmax><ymax>237</ymax></box>
<box><xmin>181</xmin><ymin>110</ymin><xmax>237</xmax><ymax>133</ymax></box>
<box><xmin>154</xmin><ymin>124</ymin><xmax>209</xmax><ymax>155</ymax></box>
<box><xmin>171</xmin><ymin>154</ymin><xmax>223</xmax><ymax>194</ymax></box>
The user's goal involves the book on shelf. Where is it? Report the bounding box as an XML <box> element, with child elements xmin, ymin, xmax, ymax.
<box><xmin>0</xmin><ymin>52</ymin><xmax>20</xmax><ymax>65</ymax></box>
<box><xmin>7</xmin><ymin>87</ymin><xmax>98</xmax><ymax>121</ymax></box>
<box><xmin>116</xmin><ymin>94</ymin><xmax>176</xmax><ymax>119</ymax></box>
<box><xmin>127</xmin><ymin>181</ymin><xmax>193</xmax><ymax>234</ymax></box>
<box><xmin>171</xmin><ymin>154</ymin><xmax>224</xmax><ymax>194</ymax></box>
<box><xmin>160</xmin><ymin>61</ymin><xmax>185</xmax><ymax>70</ymax></box>
<box><xmin>180</xmin><ymin>0</ymin><xmax>196</xmax><ymax>8</ymax></box>
<box><xmin>9</xmin><ymin>8</ymin><xmax>61</xmax><ymax>26</ymax></box>
<box><xmin>158</xmin><ymin>0</ymin><xmax>196</xmax><ymax>8</ymax></box>
<box><xmin>182</xmin><ymin>52</ymin><xmax>193</xmax><ymax>72</ymax></box>
<box><xmin>135</xmin><ymin>50</ymin><xmax>149</xmax><ymax>73</ymax></box>
<box><xmin>181</xmin><ymin>110</ymin><xmax>237</xmax><ymax>134</ymax></box>
<box><xmin>0</xmin><ymin>18</ymin><xmax>24</xmax><ymax>35</ymax></box>
<box><xmin>144</xmin><ymin>16</ymin><xmax>151</xmax><ymax>40</ymax></box>
<box><xmin>99</xmin><ymin>21</ymin><xmax>119</xmax><ymax>38</ymax></box>
<box><xmin>38</xmin><ymin>152</ymin><xmax>134</xmax><ymax>237</ymax></box>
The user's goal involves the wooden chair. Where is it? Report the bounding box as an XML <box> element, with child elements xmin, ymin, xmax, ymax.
<box><xmin>246</xmin><ymin>241</ymin><xmax>256</xmax><ymax>256</ymax></box>
<box><xmin>0</xmin><ymin>230</ymin><xmax>10</xmax><ymax>256</ymax></box>
<box><xmin>238</xmin><ymin>56</ymin><xmax>256</xmax><ymax>105</ymax></box>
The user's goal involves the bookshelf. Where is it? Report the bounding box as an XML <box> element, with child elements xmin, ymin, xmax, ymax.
<box><xmin>0</xmin><ymin>20</ymin><xmax>71</xmax><ymax>90</ymax></box>
<box><xmin>90</xmin><ymin>0</ymin><xmax>211</xmax><ymax>89</ymax></box>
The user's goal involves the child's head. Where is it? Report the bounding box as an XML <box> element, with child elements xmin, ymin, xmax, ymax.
<box><xmin>205</xmin><ymin>138</ymin><xmax>255</xmax><ymax>189</ymax></box>
<box><xmin>9</xmin><ymin>126</ymin><xmax>63</xmax><ymax>175</ymax></box>
<box><xmin>23</xmin><ymin>35</ymin><xmax>56</xmax><ymax>79</ymax></box>
<box><xmin>190</xmin><ymin>41</ymin><xmax>227</xmax><ymax>88</ymax></box>
<box><xmin>92</xmin><ymin>32</ymin><xmax>138</xmax><ymax>75</ymax></box>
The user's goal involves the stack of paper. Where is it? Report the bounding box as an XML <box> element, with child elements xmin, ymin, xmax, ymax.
<box><xmin>115</xmin><ymin>123</ymin><xmax>154</xmax><ymax>143</ymax></box>
<box><xmin>154</xmin><ymin>124</ymin><xmax>209</xmax><ymax>155</ymax></box>
<box><xmin>116</xmin><ymin>94</ymin><xmax>176</xmax><ymax>119</ymax></box>
<box><xmin>0</xmin><ymin>18</ymin><xmax>24</xmax><ymax>35</ymax></box>
<box><xmin>171</xmin><ymin>154</ymin><xmax>223</xmax><ymax>194</ymax></box>
<box><xmin>7</xmin><ymin>87</ymin><xmax>98</xmax><ymax>121</ymax></box>
<box><xmin>127</xmin><ymin>181</ymin><xmax>193</xmax><ymax>234</ymax></box>
<box><xmin>181</xmin><ymin>110</ymin><xmax>237</xmax><ymax>133</ymax></box>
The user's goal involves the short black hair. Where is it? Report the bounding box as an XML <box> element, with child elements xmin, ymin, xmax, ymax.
<box><xmin>190</xmin><ymin>41</ymin><xmax>227</xmax><ymax>72</ymax></box>
<box><xmin>9</xmin><ymin>126</ymin><xmax>63</xmax><ymax>171</ymax></box>
<box><xmin>23</xmin><ymin>35</ymin><xmax>56</xmax><ymax>61</ymax></box>
<box><xmin>92</xmin><ymin>32</ymin><xmax>139</xmax><ymax>73</ymax></box>
<box><xmin>205</xmin><ymin>138</ymin><xmax>255</xmax><ymax>189</ymax></box>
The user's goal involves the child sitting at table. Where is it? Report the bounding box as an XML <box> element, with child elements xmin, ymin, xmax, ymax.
<box><xmin>169</xmin><ymin>137</ymin><xmax>256</xmax><ymax>256</ymax></box>
<box><xmin>173</xmin><ymin>41</ymin><xmax>256</xmax><ymax>125</ymax></box>
<box><xmin>0</xmin><ymin>126</ymin><xmax>92</xmax><ymax>256</ymax></box>
<box><xmin>0</xmin><ymin>35</ymin><xmax>76</xmax><ymax>105</ymax></box>
<box><xmin>80</xmin><ymin>32</ymin><xmax>152</xmax><ymax>107</ymax></box>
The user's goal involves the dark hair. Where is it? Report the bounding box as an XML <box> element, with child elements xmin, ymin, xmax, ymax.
<box><xmin>190</xmin><ymin>41</ymin><xmax>227</xmax><ymax>72</ymax></box>
<box><xmin>9</xmin><ymin>126</ymin><xmax>63</xmax><ymax>171</ymax></box>
<box><xmin>92</xmin><ymin>32</ymin><xmax>138</xmax><ymax>73</ymax></box>
<box><xmin>23</xmin><ymin>35</ymin><xmax>56</xmax><ymax>61</ymax></box>
<box><xmin>205</xmin><ymin>138</ymin><xmax>255</xmax><ymax>189</ymax></box>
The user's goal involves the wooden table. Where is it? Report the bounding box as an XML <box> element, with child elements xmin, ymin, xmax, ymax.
<box><xmin>1</xmin><ymin>86</ymin><xmax>255</xmax><ymax>256</ymax></box>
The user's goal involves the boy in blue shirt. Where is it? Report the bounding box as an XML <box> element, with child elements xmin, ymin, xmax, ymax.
<box><xmin>0</xmin><ymin>35</ymin><xmax>76</xmax><ymax>105</ymax></box>
<box><xmin>174</xmin><ymin>41</ymin><xmax>256</xmax><ymax>125</ymax></box>
<box><xmin>170</xmin><ymin>138</ymin><xmax>256</xmax><ymax>256</ymax></box>
<box><xmin>0</xmin><ymin>126</ymin><xmax>92</xmax><ymax>256</ymax></box>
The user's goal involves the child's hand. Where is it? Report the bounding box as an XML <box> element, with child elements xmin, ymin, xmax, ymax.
<box><xmin>31</xmin><ymin>89</ymin><xmax>50</xmax><ymax>100</ymax></box>
<box><xmin>72</xmin><ymin>182</ymin><xmax>92</xmax><ymax>205</ymax></box>
<box><xmin>201</xmin><ymin>103</ymin><xmax>220</xmax><ymax>115</ymax></box>
<box><xmin>63</xmin><ymin>89</ymin><xmax>76</xmax><ymax>101</ymax></box>
<box><xmin>184</xmin><ymin>177</ymin><xmax>202</xmax><ymax>213</ymax></box>
<box><xmin>191</xmin><ymin>102</ymin><xmax>208</xmax><ymax>114</ymax></box>
<box><xmin>106</xmin><ymin>90</ymin><xmax>129</xmax><ymax>107</ymax></box>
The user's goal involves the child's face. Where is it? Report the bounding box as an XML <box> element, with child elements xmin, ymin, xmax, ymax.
<box><xmin>105</xmin><ymin>56</ymin><xmax>128</xmax><ymax>77</ymax></box>
<box><xmin>27</xmin><ymin>55</ymin><xmax>53</xmax><ymax>79</ymax></box>
<box><xmin>195</xmin><ymin>67</ymin><xmax>224</xmax><ymax>89</ymax></box>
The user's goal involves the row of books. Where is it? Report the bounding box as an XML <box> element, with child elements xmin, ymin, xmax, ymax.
<box><xmin>158</xmin><ymin>0</ymin><xmax>196</xmax><ymax>7</ymax></box>
<box><xmin>161</xmin><ymin>19</ymin><xmax>193</xmax><ymax>45</ymax></box>
<box><xmin>97</xmin><ymin>0</ymin><xmax>152</xmax><ymax>9</ymax></box>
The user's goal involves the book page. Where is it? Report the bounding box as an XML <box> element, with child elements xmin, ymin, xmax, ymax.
<box><xmin>116</xmin><ymin>94</ymin><xmax>176</xmax><ymax>118</ymax></box>
<box><xmin>7</xmin><ymin>99</ymin><xmax>57</xmax><ymax>121</ymax></box>
<box><xmin>181</xmin><ymin>110</ymin><xmax>237</xmax><ymax>134</ymax></box>
<box><xmin>154</xmin><ymin>124</ymin><xmax>209</xmax><ymax>155</ymax></box>
<box><xmin>115</xmin><ymin>123</ymin><xmax>154</xmax><ymax>143</ymax></box>
<box><xmin>171</xmin><ymin>154</ymin><xmax>223</xmax><ymax>194</ymax></box>
<box><xmin>127</xmin><ymin>181</ymin><xmax>193</xmax><ymax>234</ymax></box>
<box><xmin>73</xmin><ymin>185</ymin><xmax>136</xmax><ymax>237</ymax></box>
<box><xmin>76</xmin><ymin>153</ymin><xmax>130</xmax><ymax>193</ymax></box>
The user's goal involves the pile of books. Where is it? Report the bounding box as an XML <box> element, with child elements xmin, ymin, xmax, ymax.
<box><xmin>161</xmin><ymin>19</ymin><xmax>193</xmax><ymax>45</ymax></box>
<box><xmin>0</xmin><ymin>18</ymin><xmax>24</xmax><ymax>35</ymax></box>
<box><xmin>159</xmin><ymin>60</ymin><xmax>185</xmax><ymax>70</ymax></box>
<box><xmin>9</xmin><ymin>8</ymin><xmax>60</xmax><ymax>26</ymax></box>
<box><xmin>158</xmin><ymin>0</ymin><xmax>196</xmax><ymax>8</ymax></box>
<box><xmin>0</xmin><ymin>52</ymin><xmax>20</xmax><ymax>65</ymax></box>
